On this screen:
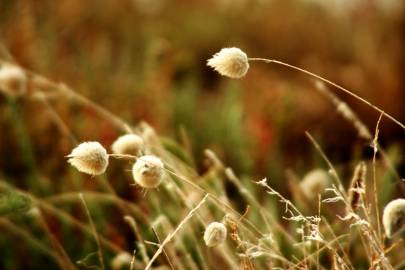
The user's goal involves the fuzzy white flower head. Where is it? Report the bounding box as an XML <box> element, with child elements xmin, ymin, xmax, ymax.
<box><xmin>132</xmin><ymin>155</ymin><xmax>164</xmax><ymax>188</ymax></box>
<box><xmin>203</xmin><ymin>221</ymin><xmax>227</xmax><ymax>247</ymax></box>
<box><xmin>207</xmin><ymin>47</ymin><xmax>249</xmax><ymax>79</ymax></box>
<box><xmin>110</xmin><ymin>252</ymin><xmax>132</xmax><ymax>270</ymax></box>
<box><xmin>299</xmin><ymin>169</ymin><xmax>331</xmax><ymax>199</ymax></box>
<box><xmin>0</xmin><ymin>63</ymin><xmax>27</xmax><ymax>97</ymax></box>
<box><xmin>111</xmin><ymin>134</ymin><xmax>144</xmax><ymax>156</ymax></box>
<box><xmin>382</xmin><ymin>198</ymin><xmax>405</xmax><ymax>238</ymax></box>
<box><xmin>67</xmin><ymin>142</ymin><xmax>109</xmax><ymax>175</ymax></box>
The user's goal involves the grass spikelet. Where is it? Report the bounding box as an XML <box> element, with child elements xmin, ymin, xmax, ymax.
<box><xmin>347</xmin><ymin>161</ymin><xmax>366</xmax><ymax>212</ymax></box>
<box><xmin>67</xmin><ymin>142</ymin><xmax>109</xmax><ymax>176</ymax></box>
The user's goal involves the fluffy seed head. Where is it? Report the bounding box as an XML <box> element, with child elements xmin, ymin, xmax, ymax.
<box><xmin>67</xmin><ymin>142</ymin><xmax>109</xmax><ymax>175</ymax></box>
<box><xmin>207</xmin><ymin>47</ymin><xmax>249</xmax><ymax>79</ymax></box>
<box><xmin>111</xmin><ymin>252</ymin><xmax>132</xmax><ymax>270</ymax></box>
<box><xmin>203</xmin><ymin>221</ymin><xmax>227</xmax><ymax>247</ymax></box>
<box><xmin>299</xmin><ymin>169</ymin><xmax>331</xmax><ymax>199</ymax></box>
<box><xmin>111</xmin><ymin>134</ymin><xmax>144</xmax><ymax>156</ymax></box>
<box><xmin>0</xmin><ymin>64</ymin><xmax>27</xmax><ymax>97</ymax></box>
<box><xmin>383</xmin><ymin>199</ymin><xmax>405</xmax><ymax>238</ymax></box>
<box><xmin>132</xmin><ymin>155</ymin><xmax>164</xmax><ymax>188</ymax></box>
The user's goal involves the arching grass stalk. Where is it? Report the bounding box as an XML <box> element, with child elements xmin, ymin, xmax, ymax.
<box><xmin>248</xmin><ymin>58</ymin><xmax>405</xmax><ymax>131</ymax></box>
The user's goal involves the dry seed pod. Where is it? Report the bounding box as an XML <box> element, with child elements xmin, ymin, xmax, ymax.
<box><xmin>207</xmin><ymin>47</ymin><xmax>249</xmax><ymax>79</ymax></box>
<box><xmin>382</xmin><ymin>198</ymin><xmax>405</xmax><ymax>238</ymax></box>
<box><xmin>111</xmin><ymin>134</ymin><xmax>144</xmax><ymax>156</ymax></box>
<box><xmin>203</xmin><ymin>221</ymin><xmax>227</xmax><ymax>247</ymax></box>
<box><xmin>0</xmin><ymin>63</ymin><xmax>27</xmax><ymax>97</ymax></box>
<box><xmin>132</xmin><ymin>155</ymin><xmax>164</xmax><ymax>188</ymax></box>
<box><xmin>67</xmin><ymin>142</ymin><xmax>109</xmax><ymax>175</ymax></box>
<box><xmin>299</xmin><ymin>169</ymin><xmax>331</xmax><ymax>199</ymax></box>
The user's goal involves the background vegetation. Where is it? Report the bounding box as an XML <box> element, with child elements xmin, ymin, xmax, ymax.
<box><xmin>0</xmin><ymin>0</ymin><xmax>404</xmax><ymax>269</ymax></box>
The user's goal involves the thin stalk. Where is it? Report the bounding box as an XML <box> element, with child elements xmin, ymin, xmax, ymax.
<box><xmin>145</xmin><ymin>194</ymin><xmax>209</xmax><ymax>270</ymax></box>
<box><xmin>124</xmin><ymin>216</ymin><xmax>150</xmax><ymax>267</ymax></box>
<box><xmin>28</xmin><ymin>71</ymin><xmax>133</xmax><ymax>134</ymax></box>
<box><xmin>305</xmin><ymin>131</ymin><xmax>347</xmax><ymax>199</ymax></box>
<box><xmin>46</xmin><ymin>191</ymin><xmax>148</xmax><ymax>222</ymax></box>
<box><xmin>79</xmin><ymin>193</ymin><xmax>105</xmax><ymax>270</ymax></box>
<box><xmin>0</xmin><ymin>218</ymin><xmax>60</xmax><ymax>264</ymax></box>
<box><xmin>372</xmin><ymin>114</ymin><xmax>383</xmax><ymax>242</ymax></box>
<box><xmin>164</xmin><ymin>167</ymin><xmax>264</xmax><ymax>239</ymax></box>
<box><xmin>0</xmin><ymin>181</ymin><xmax>123</xmax><ymax>253</ymax></box>
<box><xmin>314</xmin><ymin>82</ymin><xmax>403</xmax><ymax>187</ymax></box>
<box><xmin>151</xmin><ymin>227</ymin><xmax>176</xmax><ymax>270</ymax></box>
<box><xmin>35</xmin><ymin>93</ymin><xmax>78</xmax><ymax>144</ymax></box>
<box><xmin>35</xmin><ymin>210</ymin><xmax>76</xmax><ymax>270</ymax></box>
<box><xmin>248</xmin><ymin>58</ymin><xmax>405</xmax><ymax>131</ymax></box>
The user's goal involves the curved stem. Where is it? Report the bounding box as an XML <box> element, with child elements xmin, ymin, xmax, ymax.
<box><xmin>248</xmin><ymin>58</ymin><xmax>405</xmax><ymax>131</ymax></box>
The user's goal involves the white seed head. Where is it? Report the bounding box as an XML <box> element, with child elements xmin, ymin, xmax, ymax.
<box><xmin>299</xmin><ymin>169</ymin><xmax>331</xmax><ymax>199</ymax></box>
<box><xmin>203</xmin><ymin>221</ymin><xmax>227</xmax><ymax>247</ymax></box>
<box><xmin>382</xmin><ymin>198</ymin><xmax>405</xmax><ymax>238</ymax></box>
<box><xmin>0</xmin><ymin>63</ymin><xmax>27</xmax><ymax>97</ymax></box>
<box><xmin>111</xmin><ymin>252</ymin><xmax>132</xmax><ymax>270</ymax></box>
<box><xmin>111</xmin><ymin>134</ymin><xmax>144</xmax><ymax>156</ymax></box>
<box><xmin>67</xmin><ymin>142</ymin><xmax>109</xmax><ymax>175</ymax></box>
<box><xmin>132</xmin><ymin>155</ymin><xmax>164</xmax><ymax>188</ymax></box>
<box><xmin>207</xmin><ymin>47</ymin><xmax>249</xmax><ymax>79</ymax></box>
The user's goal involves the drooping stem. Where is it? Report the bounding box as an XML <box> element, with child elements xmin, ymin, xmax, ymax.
<box><xmin>248</xmin><ymin>58</ymin><xmax>405</xmax><ymax>131</ymax></box>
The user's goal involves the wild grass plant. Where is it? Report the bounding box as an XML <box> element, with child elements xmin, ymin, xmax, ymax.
<box><xmin>0</xmin><ymin>43</ymin><xmax>405</xmax><ymax>270</ymax></box>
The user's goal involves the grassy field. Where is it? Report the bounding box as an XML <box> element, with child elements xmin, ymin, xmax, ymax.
<box><xmin>1</xmin><ymin>1</ymin><xmax>405</xmax><ymax>269</ymax></box>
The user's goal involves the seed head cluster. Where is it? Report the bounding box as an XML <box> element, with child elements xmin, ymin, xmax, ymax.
<box><xmin>207</xmin><ymin>47</ymin><xmax>249</xmax><ymax>79</ymax></box>
<box><xmin>203</xmin><ymin>221</ymin><xmax>227</xmax><ymax>247</ymax></box>
<box><xmin>58</xmin><ymin>47</ymin><xmax>405</xmax><ymax>268</ymax></box>
<box><xmin>67</xmin><ymin>142</ymin><xmax>109</xmax><ymax>176</ymax></box>
<box><xmin>67</xmin><ymin>138</ymin><xmax>165</xmax><ymax>189</ymax></box>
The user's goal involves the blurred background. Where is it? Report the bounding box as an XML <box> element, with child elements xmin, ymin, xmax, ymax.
<box><xmin>0</xmin><ymin>0</ymin><xmax>405</xmax><ymax>268</ymax></box>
